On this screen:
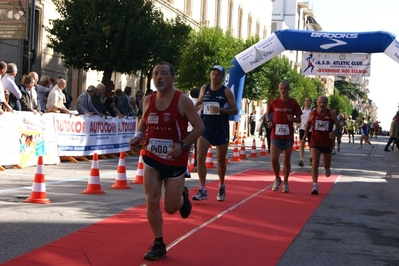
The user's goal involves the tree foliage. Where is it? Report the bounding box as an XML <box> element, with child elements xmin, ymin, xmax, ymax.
<box><xmin>176</xmin><ymin>26</ymin><xmax>243</xmax><ymax>91</ymax></box>
<box><xmin>45</xmin><ymin>0</ymin><xmax>191</xmax><ymax>91</ymax></box>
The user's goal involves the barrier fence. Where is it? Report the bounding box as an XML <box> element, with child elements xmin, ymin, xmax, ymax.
<box><xmin>0</xmin><ymin>112</ymin><xmax>137</xmax><ymax>170</ymax></box>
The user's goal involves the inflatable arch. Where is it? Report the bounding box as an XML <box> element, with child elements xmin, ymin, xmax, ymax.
<box><xmin>226</xmin><ymin>29</ymin><xmax>399</xmax><ymax>121</ymax></box>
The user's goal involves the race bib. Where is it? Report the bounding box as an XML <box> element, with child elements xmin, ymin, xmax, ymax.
<box><xmin>147</xmin><ymin>138</ymin><xmax>173</xmax><ymax>159</ymax></box>
<box><xmin>314</xmin><ymin>120</ymin><xmax>329</xmax><ymax>131</ymax></box>
<box><xmin>202</xmin><ymin>102</ymin><xmax>219</xmax><ymax>115</ymax></box>
<box><xmin>275</xmin><ymin>124</ymin><xmax>289</xmax><ymax>135</ymax></box>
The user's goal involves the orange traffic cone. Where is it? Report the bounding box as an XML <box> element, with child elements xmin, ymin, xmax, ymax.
<box><xmin>24</xmin><ymin>156</ymin><xmax>52</xmax><ymax>204</ymax></box>
<box><xmin>188</xmin><ymin>149</ymin><xmax>196</xmax><ymax>172</ymax></box>
<box><xmin>243</xmin><ymin>129</ymin><xmax>247</xmax><ymax>139</ymax></box>
<box><xmin>225</xmin><ymin>157</ymin><xmax>230</xmax><ymax>164</ymax></box>
<box><xmin>111</xmin><ymin>152</ymin><xmax>132</xmax><ymax>189</ymax></box>
<box><xmin>132</xmin><ymin>149</ymin><xmax>144</xmax><ymax>184</ymax></box>
<box><xmin>205</xmin><ymin>145</ymin><xmax>215</xmax><ymax>168</ymax></box>
<box><xmin>249</xmin><ymin>138</ymin><xmax>258</xmax><ymax>158</ymax></box>
<box><xmin>83</xmin><ymin>153</ymin><xmax>105</xmax><ymax>194</ymax></box>
<box><xmin>259</xmin><ymin>138</ymin><xmax>268</xmax><ymax>156</ymax></box>
<box><xmin>231</xmin><ymin>140</ymin><xmax>241</xmax><ymax>162</ymax></box>
<box><xmin>239</xmin><ymin>139</ymin><xmax>247</xmax><ymax>159</ymax></box>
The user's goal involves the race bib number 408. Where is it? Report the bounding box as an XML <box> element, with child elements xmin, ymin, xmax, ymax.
<box><xmin>147</xmin><ymin>138</ymin><xmax>173</xmax><ymax>159</ymax></box>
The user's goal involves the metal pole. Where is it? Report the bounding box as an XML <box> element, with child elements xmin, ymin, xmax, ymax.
<box><xmin>28</xmin><ymin>0</ymin><xmax>35</xmax><ymax>72</ymax></box>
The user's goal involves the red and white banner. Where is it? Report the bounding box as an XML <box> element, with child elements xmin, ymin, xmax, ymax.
<box><xmin>301</xmin><ymin>53</ymin><xmax>371</xmax><ymax>76</ymax></box>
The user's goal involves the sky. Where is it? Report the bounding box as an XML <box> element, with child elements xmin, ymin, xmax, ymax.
<box><xmin>309</xmin><ymin>0</ymin><xmax>399</xmax><ymax>130</ymax></box>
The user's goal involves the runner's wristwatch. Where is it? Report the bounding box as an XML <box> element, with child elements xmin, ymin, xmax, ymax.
<box><xmin>180</xmin><ymin>141</ymin><xmax>187</xmax><ymax>150</ymax></box>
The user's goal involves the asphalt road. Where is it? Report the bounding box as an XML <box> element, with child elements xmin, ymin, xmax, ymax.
<box><xmin>0</xmin><ymin>134</ymin><xmax>398</xmax><ymax>265</ymax></box>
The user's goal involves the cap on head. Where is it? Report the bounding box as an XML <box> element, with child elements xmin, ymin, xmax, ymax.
<box><xmin>87</xmin><ymin>85</ymin><xmax>96</xmax><ymax>92</ymax></box>
<box><xmin>211</xmin><ymin>65</ymin><xmax>225</xmax><ymax>75</ymax></box>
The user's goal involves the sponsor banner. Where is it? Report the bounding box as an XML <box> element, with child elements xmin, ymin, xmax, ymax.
<box><xmin>0</xmin><ymin>112</ymin><xmax>136</xmax><ymax>167</ymax></box>
<box><xmin>0</xmin><ymin>112</ymin><xmax>20</xmax><ymax>165</ymax></box>
<box><xmin>301</xmin><ymin>53</ymin><xmax>371</xmax><ymax>76</ymax></box>
<box><xmin>235</xmin><ymin>32</ymin><xmax>286</xmax><ymax>73</ymax></box>
<box><xmin>19</xmin><ymin>112</ymin><xmax>59</xmax><ymax>167</ymax></box>
<box><xmin>0</xmin><ymin>112</ymin><xmax>59</xmax><ymax>168</ymax></box>
<box><xmin>384</xmin><ymin>38</ymin><xmax>399</xmax><ymax>64</ymax></box>
<box><xmin>54</xmin><ymin>114</ymin><xmax>136</xmax><ymax>156</ymax></box>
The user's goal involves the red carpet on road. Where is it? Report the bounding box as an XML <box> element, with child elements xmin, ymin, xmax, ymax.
<box><xmin>3</xmin><ymin>169</ymin><xmax>338</xmax><ymax>266</ymax></box>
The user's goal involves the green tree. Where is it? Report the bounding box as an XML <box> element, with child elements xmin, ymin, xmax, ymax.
<box><xmin>176</xmin><ymin>26</ymin><xmax>243</xmax><ymax>90</ymax></box>
<box><xmin>45</xmin><ymin>0</ymin><xmax>189</xmax><ymax>91</ymax></box>
<box><xmin>334</xmin><ymin>80</ymin><xmax>367</xmax><ymax>101</ymax></box>
<box><xmin>262</xmin><ymin>56</ymin><xmax>293</xmax><ymax>103</ymax></box>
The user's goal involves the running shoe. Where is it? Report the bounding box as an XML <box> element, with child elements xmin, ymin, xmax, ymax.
<box><xmin>217</xmin><ymin>186</ymin><xmax>226</xmax><ymax>201</ymax></box>
<box><xmin>282</xmin><ymin>182</ymin><xmax>289</xmax><ymax>193</ymax></box>
<box><xmin>272</xmin><ymin>178</ymin><xmax>282</xmax><ymax>191</ymax></box>
<box><xmin>324</xmin><ymin>168</ymin><xmax>331</xmax><ymax>177</ymax></box>
<box><xmin>180</xmin><ymin>187</ymin><xmax>192</xmax><ymax>218</ymax></box>
<box><xmin>192</xmin><ymin>188</ymin><xmax>208</xmax><ymax>201</ymax></box>
<box><xmin>144</xmin><ymin>242</ymin><xmax>166</xmax><ymax>260</ymax></box>
<box><xmin>371</xmin><ymin>145</ymin><xmax>374</xmax><ymax>148</ymax></box>
<box><xmin>392</xmin><ymin>146</ymin><xmax>394</xmax><ymax>151</ymax></box>
<box><xmin>309</xmin><ymin>158</ymin><xmax>312</xmax><ymax>166</ymax></box>
<box><xmin>311</xmin><ymin>184</ymin><xmax>319</xmax><ymax>195</ymax></box>
<box><xmin>332</xmin><ymin>150</ymin><xmax>336</xmax><ymax>155</ymax></box>
<box><xmin>298</xmin><ymin>160</ymin><xmax>304</xmax><ymax>167</ymax></box>
<box><xmin>358</xmin><ymin>146</ymin><xmax>362</xmax><ymax>149</ymax></box>
<box><xmin>384</xmin><ymin>149</ymin><xmax>391</xmax><ymax>152</ymax></box>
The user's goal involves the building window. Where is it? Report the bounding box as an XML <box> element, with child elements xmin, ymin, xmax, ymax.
<box><xmin>185</xmin><ymin>0</ymin><xmax>192</xmax><ymax>16</ymax></box>
<box><xmin>201</xmin><ymin>0</ymin><xmax>207</xmax><ymax>24</ymax></box>
<box><xmin>247</xmin><ymin>14</ymin><xmax>252</xmax><ymax>38</ymax></box>
<box><xmin>215</xmin><ymin>0</ymin><xmax>221</xmax><ymax>27</ymax></box>
<box><xmin>237</xmin><ymin>7</ymin><xmax>243</xmax><ymax>38</ymax></box>
<box><xmin>228</xmin><ymin>0</ymin><xmax>233</xmax><ymax>30</ymax></box>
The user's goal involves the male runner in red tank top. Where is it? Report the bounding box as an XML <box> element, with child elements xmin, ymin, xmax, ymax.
<box><xmin>129</xmin><ymin>62</ymin><xmax>204</xmax><ymax>260</ymax></box>
<box><xmin>303</xmin><ymin>96</ymin><xmax>340</xmax><ymax>195</ymax></box>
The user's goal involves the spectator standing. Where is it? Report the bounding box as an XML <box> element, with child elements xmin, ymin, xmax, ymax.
<box><xmin>383</xmin><ymin>115</ymin><xmax>399</xmax><ymax>152</ymax></box>
<box><xmin>116</xmin><ymin>87</ymin><xmax>132</xmax><ymax>116</ymax></box>
<box><xmin>2</xmin><ymin>63</ymin><xmax>22</xmax><ymax>111</ymax></box>
<box><xmin>74</xmin><ymin>85</ymin><xmax>101</xmax><ymax>116</ymax></box>
<box><xmin>46</xmin><ymin>78</ymin><xmax>70</xmax><ymax>114</ymax></box>
<box><xmin>193</xmin><ymin>65</ymin><xmax>238</xmax><ymax>201</ymax></box>
<box><xmin>35</xmin><ymin>75</ymin><xmax>52</xmax><ymax>112</ymax></box>
<box><xmin>187</xmin><ymin>87</ymin><xmax>201</xmax><ymax>171</ymax></box>
<box><xmin>1</xmin><ymin>89</ymin><xmax>13</xmax><ymax>113</ymax></box>
<box><xmin>346</xmin><ymin>115</ymin><xmax>355</xmax><ymax>143</ymax></box>
<box><xmin>128</xmin><ymin>96</ymin><xmax>140</xmax><ymax>117</ymax></box>
<box><xmin>266</xmin><ymin>81</ymin><xmax>302</xmax><ymax>193</ymax></box>
<box><xmin>135</xmin><ymin>90</ymin><xmax>144</xmax><ymax>116</ymax></box>
<box><xmin>129</xmin><ymin>62</ymin><xmax>204</xmax><ymax>261</ymax></box>
<box><xmin>331</xmin><ymin>108</ymin><xmax>343</xmax><ymax>154</ymax></box>
<box><xmin>297</xmin><ymin>97</ymin><xmax>314</xmax><ymax>167</ymax></box>
<box><xmin>249</xmin><ymin>109</ymin><xmax>257</xmax><ymax>136</ymax></box>
<box><xmin>373</xmin><ymin>120</ymin><xmax>379</xmax><ymax>139</ymax></box>
<box><xmin>91</xmin><ymin>83</ymin><xmax>110</xmax><ymax>116</ymax></box>
<box><xmin>20</xmin><ymin>76</ymin><xmax>42</xmax><ymax>114</ymax></box>
<box><xmin>304</xmin><ymin>96</ymin><xmax>340</xmax><ymax>194</ymax></box>
<box><xmin>0</xmin><ymin>61</ymin><xmax>10</xmax><ymax>113</ymax></box>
